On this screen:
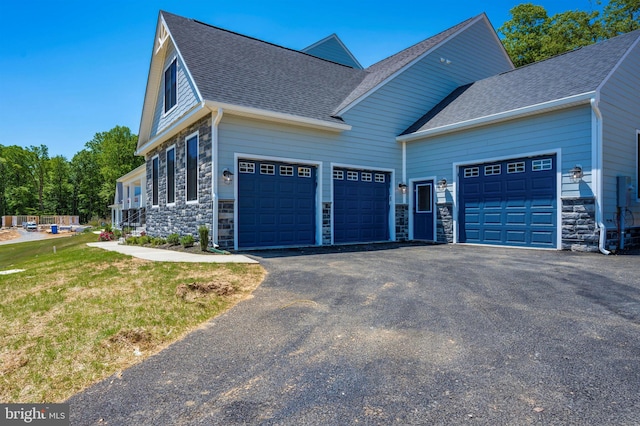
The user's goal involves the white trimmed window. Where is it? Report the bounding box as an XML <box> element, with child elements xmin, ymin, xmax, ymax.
<box><xmin>152</xmin><ymin>156</ymin><xmax>159</xmax><ymax>207</ymax></box>
<box><xmin>347</xmin><ymin>171</ymin><xmax>359</xmax><ymax>181</ymax></box>
<box><xmin>485</xmin><ymin>164</ymin><xmax>501</xmax><ymax>175</ymax></box>
<box><xmin>280</xmin><ymin>165</ymin><xmax>294</xmax><ymax>176</ymax></box>
<box><xmin>508</xmin><ymin>161</ymin><xmax>525</xmax><ymax>173</ymax></box>
<box><xmin>532</xmin><ymin>158</ymin><xmax>553</xmax><ymax>171</ymax></box>
<box><xmin>239</xmin><ymin>162</ymin><xmax>255</xmax><ymax>173</ymax></box>
<box><xmin>361</xmin><ymin>172</ymin><xmax>372</xmax><ymax>182</ymax></box>
<box><xmin>166</xmin><ymin>146</ymin><xmax>175</xmax><ymax>204</ymax></box>
<box><xmin>186</xmin><ymin>134</ymin><xmax>198</xmax><ymax>202</ymax></box>
<box><xmin>464</xmin><ymin>167</ymin><xmax>479</xmax><ymax>178</ymax></box>
<box><xmin>164</xmin><ymin>59</ymin><xmax>177</xmax><ymax>113</ymax></box>
<box><xmin>333</xmin><ymin>170</ymin><xmax>344</xmax><ymax>180</ymax></box>
<box><xmin>375</xmin><ymin>173</ymin><xmax>385</xmax><ymax>183</ymax></box>
<box><xmin>260</xmin><ymin>164</ymin><xmax>275</xmax><ymax>175</ymax></box>
<box><xmin>298</xmin><ymin>167</ymin><xmax>312</xmax><ymax>178</ymax></box>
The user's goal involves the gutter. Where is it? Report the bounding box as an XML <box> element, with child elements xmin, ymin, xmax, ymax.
<box><xmin>210</xmin><ymin>107</ymin><xmax>224</xmax><ymax>246</ymax></box>
<box><xmin>591</xmin><ymin>97</ymin><xmax>610</xmax><ymax>255</ymax></box>
<box><xmin>397</xmin><ymin>91</ymin><xmax>596</xmax><ymax>143</ymax></box>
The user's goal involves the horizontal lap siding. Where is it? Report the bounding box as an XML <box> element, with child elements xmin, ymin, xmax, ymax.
<box><xmin>600</xmin><ymin>42</ymin><xmax>640</xmax><ymax>222</ymax></box>
<box><xmin>150</xmin><ymin>40</ymin><xmax>200</xmax><ymax>137</ymax></box>
<box><xmin>406</xmin><ymin>106</ymin><xmax>593</xmax><ymax>201</ymax></box>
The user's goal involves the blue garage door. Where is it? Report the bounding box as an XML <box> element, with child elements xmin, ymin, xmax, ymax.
<box><xmin>333</xmin><ymin>168</ymin><xmax>390</xmax><ymax>243</ymax></box>
<box><xmin>238</xmin><ymin>160</ymin><xmax>316</xmax><ymax>248</ymax></box>
<box><xmin>458</xmin><ymin>155</ymin><xmax>557</xmax><ymax>248</ymax></box>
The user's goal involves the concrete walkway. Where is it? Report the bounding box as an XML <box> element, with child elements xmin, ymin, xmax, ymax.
<box><xmin>86</xmin><ymin>241</ymin><xmax>258</xmax><ymax>264</ymax></box>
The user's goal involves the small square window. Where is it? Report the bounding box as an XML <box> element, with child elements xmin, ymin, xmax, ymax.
<box><xmin>280</xmin><ymin>165</ymin><xmax>294</xmax><ymax>176</ymax></box>
<box><xmin>298</xmin><ymin>167</ymin><xmax>312</xmax><ymax>178</ymax></box>
<box><xmin>361</xmin><ymin>172</ymin><xmax>372</xmax><ymax>182</ymax></box>
<box><xmin>532</xmin><ymin>158</ymin><xmax>553</xmax><ymax>171</ymax></box>
<box><xmin>485</xmin><ymin>164</ymin><xmax>501</xmax><ymax>176</ymax></box>
<box><xmin>375</xmin><ymin>173</ymin><xmax>385</xmax><ymax>183</ymax></box>
<box><xmin>239</xmin><ymin>162</ymin><xmax>255</xmax><ymax>173</ymax></box>
<box><xmin>260</xmin><ymin>164</ymin><xmax>275</xmax><ymax>175</ymax></box>
<box><xmin>333</xmin><ymin>170</ymin><xmax>344</xmax><ymax>180</ymax></box>
<box><xmin>508</xmin><ymin>162</ymin><xmax>525</xmax><ymax>173</ymax></box>
<box><xmin>465</xmin><ymin>167</ymin><xmax>479</xmax><ymax>178</ymax></box>
<box><xmin>347</xmin><ymin>171</ymin><xmax>358</xmax><ymax>181</ymax></box>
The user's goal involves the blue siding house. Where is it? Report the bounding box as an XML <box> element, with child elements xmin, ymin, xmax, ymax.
<box><xmin>122</xmin><ymin>10</ymin><xmax>640</xmax><ymax>252</ymax></box>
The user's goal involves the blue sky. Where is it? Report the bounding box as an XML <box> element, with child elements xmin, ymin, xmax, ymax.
<box><xmin>0</xmin><ymin>0</ymin><xmax>602</xmax><ymax>160</ymax></box>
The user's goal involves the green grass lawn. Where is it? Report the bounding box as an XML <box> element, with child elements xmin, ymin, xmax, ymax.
<box><xmin>0</xmin><ymin>233</ymin><xmax>264</xmax><ymax>403</ymax></box>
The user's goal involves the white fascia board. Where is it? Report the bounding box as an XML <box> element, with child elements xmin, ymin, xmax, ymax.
<box><xmin>397</xmin><ymin>91</ymin><xmax>596</xmax><ymax>143</ymax></box>
<box><xmin>336</xmin><ymin>14</ymin><xmax>485</xmax><ymax>117</ymax></box>
<box><xmin>204</xmin><ymin>100</ymin><xmax>352</xmax><ymax>132</ymax></box>
<box><xmin>136</xmin><ymin>102</ymin><xmax>208</xmax><ymax>156</ymax></box>
<box><xmin>116</xmin><ymin>164</ymin><xmax>146</xmax><ymax>183</ymax></box>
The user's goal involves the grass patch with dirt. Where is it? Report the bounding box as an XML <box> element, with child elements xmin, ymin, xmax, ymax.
<box><xmin>0</xmin><ymin>233</ymin><xmax>265</xmax><ymax>403</ymax></box>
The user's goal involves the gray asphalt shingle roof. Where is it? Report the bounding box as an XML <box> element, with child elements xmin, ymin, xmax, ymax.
<box><xmin>161</xmin><ymin>11</ymin><xmax>479</xmax><ymax>124</ymax></box>
<box><xmin>402</xmin><ymin>29</ymin><xmax>640</xmax><ymax>136</ymax></box>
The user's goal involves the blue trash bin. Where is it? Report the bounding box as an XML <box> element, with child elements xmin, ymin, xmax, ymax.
<box><xmin>51</xmin><ymin>225</ymin><xmax>58</xmax><ymax>234</ymax></box>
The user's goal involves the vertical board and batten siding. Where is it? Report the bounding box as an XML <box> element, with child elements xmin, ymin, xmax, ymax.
<box><xmin>405</xmin><ymin>106</ymin><xmax>594</xmax><ymax>201</ymax></box>
<box><xmin>599</xmin><ymin>41</ymin><xmax>640</xmax><ymax>223</ymax></box>
<box><xmin>217</xmin><ymin>115</ymin><xmax>401</xmax><ymax>201</ymax></box>
<box><xmin>303</xmin><ymin>36</ymin><xmax>361</xmax><ymax>69</ymax></box>
<box><xmin>150</xmin><ymin>40</ymin><xmax>201</xmax><ymax>138</ymax></box>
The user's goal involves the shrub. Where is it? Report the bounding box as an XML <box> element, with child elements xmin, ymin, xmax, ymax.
<box><xmin>198</xmin><ymin>225</ymin><xmax>209</xmax><ymax>251</ymax></box>
<box><xmin>138</xmin><ymin>235</ymin><xmax>152</xmax><ymax>245</ymax></box>
<box><xmin>125</xmin><ymin>236</ymin><xmax>139</xmax><ymax>245</ymax></box>
<box><xmin>104</xmin><ymin>223</ymin><xmax>113</xmax><ymax>233</ymax></box>
<box><xmin>99</xmin><ymin>231</ymin><xmax>114</xmax><ymax>241</ymax></box>
<box><xmin>114</xmin><ymin>229</ymin><xmax>122</xmax><ymax>239</ymax></box>
<box><xmin>151</xmin><ymin>237</ymin><xmax>166</xmax><ymax>246</ymax></box>
<box><xmin>180</xmin><ymin>234</ymin><xmax>194</xmax><ymax>248</ymax></box>
<box><xmin>167</xmin><ymin>233</ymin><xmax>180</xmax><ymax>246</ymax></box>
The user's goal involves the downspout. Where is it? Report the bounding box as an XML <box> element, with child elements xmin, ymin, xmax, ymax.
<box><xmin>211</xmin><ymin>108</ymin><xmax>224</xmax><ymax>246</ymax></box>
<box><xmin>591</xmin><ymin>97</ymin><xmax>610</xmax><ymax>255</ymax></box>
<box><xmin>402</xmin><ymin>142</ymin><xmax>407</xmax><ymax>204</ymax></box>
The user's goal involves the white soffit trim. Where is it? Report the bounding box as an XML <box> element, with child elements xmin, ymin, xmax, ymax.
<box><xmin>116</xmin><ymin>164</ymin><xmax>146</xmax><ymax>183</ymax></box>
<box><xmin>136</xmin><ymin>102</ymin><xmax>208</xmax><ymax>156</ymax></box>
<box><xmin>397</xmin><ymin>91</ymin><xmax>596</xmax><ymax>143</ymax></box>
<box><xmin>204</xmin><ymin>100</ymin><xmax>352</xmax><ymax>132</ymax></box>
<box><xmin>336</xmin><ymin>14</ymin><xmax>485</xmax><ymax>116</ymax></box>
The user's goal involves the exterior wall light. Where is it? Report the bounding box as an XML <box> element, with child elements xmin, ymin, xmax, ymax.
<box><xmin>570</xmin><ymin>165</ymin><xmax>583</xmax><ymax>183</ymax></box>
<box><xmin>222</xmin><ymin>168</ymin><xmax>234</xmax><ymax>184</ymax></box>
<box><xmin>398</xmin><ymin>183</ymin><xmax>408</xmax><ymax>194</ymax></box>
<box><xmin>437</xmin><ymin>178</ymin><xmax>447</xmax><ymax>191</ymax></box>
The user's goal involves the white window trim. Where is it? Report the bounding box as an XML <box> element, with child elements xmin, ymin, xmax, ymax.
<box><xmin>163</xmin><ymin>57</ymin><xmax>178</xmax><ymax>117</ymax></box>
<box><xmin>166</xmin><ymin>144</ymin><xmax>176</xmax><ymax>206</ymax></box>
<box><xmin>185</xmin><ymin>131</ymin><xmax>199</xmax><ymax>204</ymax></box>
<box><xmin>151</xmin><ymin>155</ymin><xmax>160</xmax><ymax>208</ymax></box>
<box><xmin>415</xmin><ymin>183</ymin><xmax>433</xmax><ymax>213</ymax></box>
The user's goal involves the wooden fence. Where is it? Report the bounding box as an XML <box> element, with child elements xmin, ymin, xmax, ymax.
<box><xmin>1</xmin><ymin>215</ymin><xmax>80</xmax><ymax>228</ymax></box>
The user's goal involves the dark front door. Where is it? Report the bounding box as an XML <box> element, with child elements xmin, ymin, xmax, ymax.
<box><xmin>413</xmin><ymin>180</ymin><xmax>434</xmax><ymax>240</ymax></box>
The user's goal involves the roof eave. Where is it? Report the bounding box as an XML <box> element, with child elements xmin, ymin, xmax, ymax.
<box><xmin>397</xmin><ymin>91</ymin><xmax>596</xmax><ymax>143</ymax></box>
<box><xmin>204</xmin><ymin>100</ymin><xmax>352</xmax><ymax>132</ymax></box>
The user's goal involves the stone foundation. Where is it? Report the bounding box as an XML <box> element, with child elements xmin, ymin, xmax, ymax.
<box><xmin>395</xmin><ymin>204</ymin><xmax>408</xmax><ymax>241</ymax></box>
<box><xmin>218</xmin><ymin>200</ymin><xmax>235</xmax><ymax>250</ymax></box>
<box><xmin>322</xmin><ymin>202</ymin><xmax>332</xmax><ymax>245</ymax></box>
<box><xmin>436</xmin><ymin>203</ymin><xmax>454</xmax><ymax>243</ymax></box>
<box><xmin>561</xmin><ymin>197</ymin><xmax>599</xmax><ymax>252</ymax></box>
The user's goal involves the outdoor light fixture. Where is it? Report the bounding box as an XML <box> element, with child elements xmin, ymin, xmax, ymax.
<box><xmin>398</xmin><ymin>183</ymin><xmax>408</xmax><ymax>194</ymax></box>
<box><xmin>222</xmin><ymin>168</ymin><xmax>234</xmax><ymax>184</ymax></box>
<box><xmin>570</xmin><ymin>165</ymin><xmax>583</xmax><ymax>183</ymax></box>
<box><xmin>437</xmin><ymin>178</ymin><xmax>447</xmax><ymax>191</ymax></box>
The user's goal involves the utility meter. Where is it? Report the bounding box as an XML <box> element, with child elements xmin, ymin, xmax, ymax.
<box><xmin>617</xmin><ymin>176</ymin><xmax>633</xmax><ymax>208</ymax></box>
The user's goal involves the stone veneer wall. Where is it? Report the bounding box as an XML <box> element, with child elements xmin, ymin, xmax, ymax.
<box><xmin>145</xmin><ymin>116</ymin><xmax>213</xmax><ymax>240</ymax></box>
<box><xmin>217</xmin><ymin>199</ymin><xmax>235</xmax><ymax>250</ymax></box>
<box><xmin>436</xmin><ymin>203</ymin><xmax>454</xmax><ymax>243</ymax></box>
<box><xmin>561</xmin><ymin>197</ymin><xmax>599</xmax><ymax>252</ymax></box>
<box><xmin>322</xmin><ymin>202</ymin><xmax>332</xmax><ymax>245</ymax></box>
<box><xmin>395</xmin><ymin>204</ymin><xmax>408</xmax><ymax>241</ymax></box>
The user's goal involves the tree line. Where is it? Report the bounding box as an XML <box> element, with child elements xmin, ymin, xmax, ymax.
<box><xmin>0</xmin><ymin>126</ymin><xmax>143</xmax><ymax>223</ymax></box>
<box><xmin>499</xmin><ymin>0</ymin><xmax>639</xmax><ymax>67</ymax></box>
<box><xmin>1</xmin><ymin>1</ymin><xmax>637</xmax><ymax>224</ymax></box>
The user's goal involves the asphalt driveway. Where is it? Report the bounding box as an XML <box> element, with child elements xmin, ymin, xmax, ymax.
<box><xmin>69</xmin><ymin>243</ymin><xmax>640</xmax><ymax>425</ymax></box>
